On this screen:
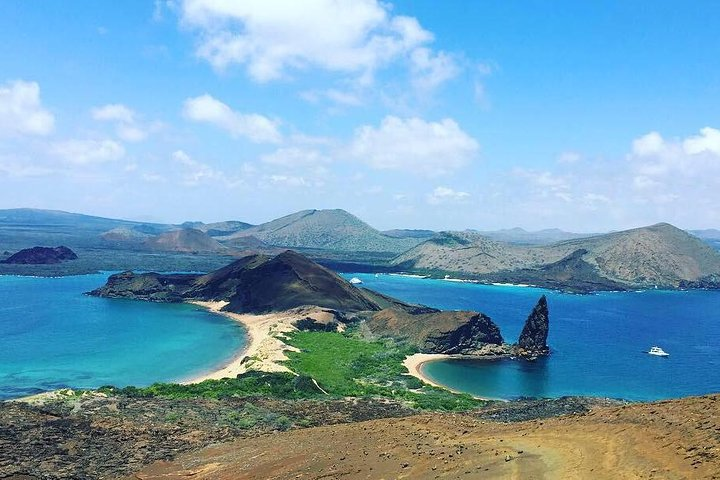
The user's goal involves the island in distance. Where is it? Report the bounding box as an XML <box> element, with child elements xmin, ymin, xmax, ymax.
<box><xmin>89</xmin><ymin>249</ymin><xmax>550</xmax><ymax>360</ymax></box>
<box><xmin>0</xmin><ymin>245</ymin><xmax>77</xmax><ymax>264</ymax></box>
<box><xmin>2</xmin><ymin>207</ymin><xmax>720</xmax><ymax>293</ymax></box>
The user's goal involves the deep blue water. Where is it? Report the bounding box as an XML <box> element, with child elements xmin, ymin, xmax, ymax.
<box><xmin>0</xmin><ymin>274</ymin><xmax>246</xmax><ymax>400</ymax></box>
<box><xmin>342</xmin><ymin>273</ymin><xmax>720</xmax><ymax>401</ymax></box>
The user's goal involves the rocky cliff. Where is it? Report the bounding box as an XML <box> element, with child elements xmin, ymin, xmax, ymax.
<box><xmin>515</xmin><ymin>295</ymin><xmax>550</xmax><ymax>359</ymax></box>
<box><xmin>366</xmin><ymin>309</ymin><xmax>508</xmax><ymax>355</ymax></box>
<box><xmin>1</xmin><ymin>246</ymin><xmax>77</xmax><ymax>264</ymax></box>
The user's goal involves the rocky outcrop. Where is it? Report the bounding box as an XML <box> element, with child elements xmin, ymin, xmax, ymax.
<box><xmin>89</xmin><ymin>271</ymin><xmax>198</xmax><ymax>302</ymax></box>
<box><xmin>0</xmin><ymin>246</ymin><xmax>77</xmax><ymax>264</ymax></box>
<box><xmin>290</xmin><ymin>306</ymin><xmax>348</xmax><ymax>332</ymax></box>
<box><xmin>515</xmin><ymin>295</ymin><xmax>550</xmax><ymax>359</ymax></box>
<box><xmin>366</xmin><ymin>309</ymin><xmax>507</xmax><ymax>355</ymax></box>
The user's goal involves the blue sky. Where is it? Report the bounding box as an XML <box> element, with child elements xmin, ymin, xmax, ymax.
<box><xmin>1</xmin><ymin>1</ymin><xmax>719</xmax><ymax>231</ymax></box>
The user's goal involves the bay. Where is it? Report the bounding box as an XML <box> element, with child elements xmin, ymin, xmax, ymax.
<box><xmin>0</xmin><ymin>273</ymin><xmax>246</xmax><ymax>400</ymax></box>
<box><xmin>343</xmin><ymin>273</ymin><xmax>720</xmax><ymax>401</ymax></box>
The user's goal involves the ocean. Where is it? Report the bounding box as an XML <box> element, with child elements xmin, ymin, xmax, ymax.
<box><xmin>342</xmin><ymin>273</ymin><xmax>720</xmax><ymax>401</ymax></box>
<box><xmin>3</xmin><ymin>272</ymin><xmax>719</xmax><ymax>402</ymax></box>
<box><xmin>0</xmin><ymin>273</ymin><xmax>246</xmax><ymax>400</ymax></box>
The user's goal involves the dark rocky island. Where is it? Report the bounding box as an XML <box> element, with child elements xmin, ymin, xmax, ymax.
<box><xmin>0</xmin><ymin>246</ymin><xmax>77</xmax><ymax>264</ymax></box>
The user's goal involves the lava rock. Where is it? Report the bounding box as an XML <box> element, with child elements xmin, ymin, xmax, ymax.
<box><xmin>0</xmin><ymin>246</ymin><xmax>77</xmax><ymax>264</ymax></box>
<box><xmin>515</xmin><ymin>295</ymin><xmax>550</xmax><ymax>359</ymax></box>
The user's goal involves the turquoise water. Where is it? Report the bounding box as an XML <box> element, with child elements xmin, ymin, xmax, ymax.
<box><xmin>0</xmin><ymin>274</ymin><xmax>246</xmax><ymax>400</ymax></box>
<box><xmin>343</xmin><ymin>274</ymin><xmax>720</xmax><ymax>401</ymax></box>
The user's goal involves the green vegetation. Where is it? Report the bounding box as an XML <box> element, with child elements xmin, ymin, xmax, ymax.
<box><xmin>98</xmin><ymin>329</ymin><xmax>484</xmax><ymax>411</ymax></box>
<box><xmin>282</xmin><ymin>330</ymin><xmax>482</xmax><ymax>410</ymax></box>
<box><xmin>98</xmin><ymin>371</ymin><xmax>324</xmax><ymax>400</ymax></box>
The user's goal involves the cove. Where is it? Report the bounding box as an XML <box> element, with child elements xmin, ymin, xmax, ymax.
<box><xmin>343</xmin><ymin>273</ymin><xmax>720</xmax><ymax>401</ymax></box>
<box><xmin>0</xmin><ymin>273</ymin><xmax>246</xmax><ymax>400</ymax></box>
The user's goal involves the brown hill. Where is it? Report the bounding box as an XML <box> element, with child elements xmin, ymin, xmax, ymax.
<box><xmin>90</xmin><ymin>250</ymin><xmax>380</xmax><ymax>314</ymax></box>
<box><xmin>393</xmin><ymin>223</ymin><xmax>720</xmax><ymax>290</ymax></box>
<box><xmin>143</xmin><ymin>228</ymin><xmax>227</xmax><ymax>253</ymax></box>
<box><xmin>222</xmin><ymin>209</ymin><xmax>422</xmax><ymax>254</ymax></box>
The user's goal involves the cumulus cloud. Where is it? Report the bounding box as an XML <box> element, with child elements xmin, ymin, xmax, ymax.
<box><xmin>426</xmin><ymin>186</ymin><xmax>470</xmax><ymax>205</ymax></box>
<box><xmin>92</xmin><ymin>104</ymin><xmax>135</xmax><ymax>123</ymax></box>
<box><xmin>50</xmin><ymin>139</ymin><xmax>125</xmax><ymax>165</ymax></box>
<box><xmin>178</xmin><ymin>0</ymin><xmax>456</xmax><ymax>89</ymax></box>
<box><xmin>91</xmin><ymin>103</ymin><xmax>160</xmax><ymax>142</ymax></box>
<box><xmin>410</xmin><ymin>48</ymin><xmax>459</xmax><ymax>92</ymax></box>
<box><xmin>632</xmin><ymin>131</ymin><xmax>666</xmax><ymax>157</ymax></box>
<box><xmin>0</xmin><ymin>80</ymin><xmax>54</xmax><ymax>136</ymax></box>
<box><xmin>182</xmin><ymin>94</ymin><xmax>281</xmax><ymax>143</ymax></box>
<box><xmin>350</xmin><ymin>116</ymin><xmax>479</xmax><ymax>175</ymax></box>
<box><xmin>683</xmin><ymin>127</ymin><xmax>720</xmax><ymax>156</ymax></box>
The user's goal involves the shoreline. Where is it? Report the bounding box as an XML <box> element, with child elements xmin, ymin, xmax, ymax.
<box><xmin>182</xmin><ymin>301</ymin><xmax>299</xmax><ymax>383</ymax></box>
<box><xmin>403</xmin><ymin>353</ymin><xmax>505</xmax><ymax>401</ymax></box>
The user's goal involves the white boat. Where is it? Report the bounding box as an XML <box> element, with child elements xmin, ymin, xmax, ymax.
<box><xmin>648</xmin><ymin>346</ymin><xmax>669</xmax><ymax>357</ymax></box>
<box><xmin>349</xmin><ymin>277</ymin><xmax>363</xmax><ymax>285</ymax></box>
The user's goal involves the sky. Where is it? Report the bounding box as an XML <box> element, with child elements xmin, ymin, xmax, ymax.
<box><xmin>1</xmin><ymin>1</ymin><xmax>719</xmax><ymax>232</ymax></box>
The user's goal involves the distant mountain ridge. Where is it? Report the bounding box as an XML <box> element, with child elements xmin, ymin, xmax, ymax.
<box><xmin>222</xmin><ymin>209</ymin><xmax>423</xmax><ymax>254</ymax></box>
<box><xmin>144</xmin><ymin>229</ymin><xmax>227</xmax><ymax>253</ymax></box>
<box><xmin>394</xmin><ymin>223</ymin><xmax>720</xmax><ymax>291</ymax></box>
<box><xmin>471</xmin><ymin>227</ymin><xmax>598</xmax><ymax>245</ymax></box>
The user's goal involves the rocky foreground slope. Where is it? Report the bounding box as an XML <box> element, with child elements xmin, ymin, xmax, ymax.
<box><xmin>6</xmin><ymin>392</ymin><xmax>712</xmax><ymax>479</ymax></box>
<box><xmin>394</xmin><ymin>223</ymin><xmax>720</xmax><ymax>291</ymax></box>
<box><xmin>129</xmin><ymin>393</ymin><xmax>720</xmax><ymax>479</ymax></box>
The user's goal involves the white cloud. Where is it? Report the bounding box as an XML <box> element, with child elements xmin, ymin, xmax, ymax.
<box><xmin>410</xmin><ymin>48</ymin><xmax>459</xmax><ymax>92</ymax></box>
<box><xmin>683</xmin><ymin>127</ymin><xmax>720</xmax><ymax>156</ymax></box>
<box><xmin>426</xmin><ymin>186</ymin><xmax>470</xmax><ymax>205</ymax></box>
<box><xmin>50</xmin><ymin>139</ymin><xmax>125</xmax><ymax>165</ymax></box>
<box><xmin>0</xmin><ymin>156</ymin><xmax>53</xmax><ymax>177</ymax></box>
<box><xmin>92</xmin><ymin>104</ymin><xmax>135</xmax><ymax>123</ymax></box>
<box><xmin>267</xmin><ymin>174</ymin><xmax>311</xmax><ymax>187</ymax></box>
<box><xmin>350</xmin><ymin>116</ymin><xmax>479</xmax><ymax>175</ymax></box>
<box><xmin>182</xmin><ymin>94</ymin><xmax>281</xmax><ymax>143</ymax></box>
<box><xmin>0</xmin><ymin>80</ymin><xmax>54</xmax><ymax>136</ymax></box>
<box><xmin>632</xmin><ymin>131</ymin><xmax>665</xmax><ymax>157</ymax></box>
<box><xmin>629</xmin><ymin>127</ymin><xmax>720</xmax><ymax>180</ymax></box>
<box><xmin>91</xmin><ymin>103</ymin><xmax>159</xmax><ymax>142</ymax></box>
<box><xmin>116</xmin><ymin>124</ymin><xmax>148</xmax><ymax>142</ymax></box>
<box><xmin>179</xmin><ymin>0</ymin><xmax>450</xmax><ymax>86</ymax></box>
<box><xmin>172</xmin><ymin>149</ymin><xmax>225</xmax><ymax>186</ymax></box>
<box><xmin>301</xmin><ymin>88</ymin><xmax>364</xmax><ymax>107</ymax></box>
<box><xmin>261</xmin><ymin>147</ymin><xmax>330</xmax><ymax>167</ymax></box>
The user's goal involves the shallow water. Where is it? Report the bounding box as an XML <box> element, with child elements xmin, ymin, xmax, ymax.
<box><xmin>0</xmin><ymin>273</ymin><xmax>246</xmax><ymax>399</ymax></box>
<box><xmin>343</xmin><ymin>273</ymin><xmax>720</xmax><ymax>401</ymax></box>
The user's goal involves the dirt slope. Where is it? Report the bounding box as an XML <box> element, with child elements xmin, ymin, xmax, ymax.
<box><xmin>132</xmin><ymin>394</ymin><xmax>720</xmax><ymax>480</ymax></box>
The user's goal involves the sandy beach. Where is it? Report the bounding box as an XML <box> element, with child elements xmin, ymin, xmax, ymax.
<box><xmin>402</xmin><ymin>353</ymin><xmax>454</xmax><ymax>389</ymax></box>
<box><xmin>404</xmin><ymin>353</ymin><xmax>504</xmax><ymax>401</ymax></box>
<box><xmin>184</xmin><ymin>301</ymin><xmax>301</xmax><ymax>383</ymax></box>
